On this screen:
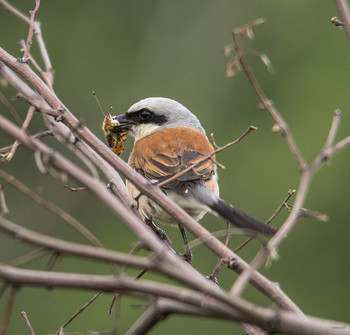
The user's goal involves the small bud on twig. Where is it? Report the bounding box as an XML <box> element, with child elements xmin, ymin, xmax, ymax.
<box><xmin>331</xmin><ymin>17</ymin><xmax>345</xmax><ymax>27</ymax></box>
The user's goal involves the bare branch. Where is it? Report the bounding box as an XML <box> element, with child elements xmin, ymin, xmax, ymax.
<box><xmin>0</xmin><ymin>91</ymin><xmax>22</xmax><ymax>125</ymax></box>
<box><xmin>229</xmin><ymin>21</ymin><xmax>306</xmax><ymax>170</ymax></box>
<box><xmin>4</xmin><ymin>105</ymin><xmax>35</xmax><ymax>161</ymax></box>
<box><xmin>323</xmin><ymin>110</ymin><xmax>344</xmax><ymax>151</ymax></box>
<box><xmin>233</xmin><ymin>189</ymin><xmax>296</xmax><ymax>254</ymax></box>
<box><xmin>334</xmin><ymin>0</ymin><xmax>350</xmax><ymax>43</ymax></box>
<box><xmin>0</xmin><ymin>264</ymin><xmax>349</xmax><ymax>335</ymax></box>
<box><xmin>56</xmin><ymin>292</ymin><xmax>102</xmax><ymax>335</ymax></box>
<box><xmin>21</xmin><ymin>0</ymin><xmax>41</xmax><ymax>63</ymax></box>
<box><xmin>226</xmin><ymin>20</ymin><xmax>350</xmax><ymax>299</ymax></box>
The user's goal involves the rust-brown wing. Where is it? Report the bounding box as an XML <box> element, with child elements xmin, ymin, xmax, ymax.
<box><xmin>130</xmin><ymin>127</ymin><xmax>216</xmax><ymax>191</ymax></box>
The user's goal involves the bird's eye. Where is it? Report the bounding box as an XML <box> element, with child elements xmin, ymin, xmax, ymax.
<box><xmin>138</xmin><ymin>109</ymin><xmax>152</xmax><ymax>121</ymax></box>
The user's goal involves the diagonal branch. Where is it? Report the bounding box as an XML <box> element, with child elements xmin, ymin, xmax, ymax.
<box><xmin>231</xmin><ymin>22</ymin><xmax>306</xmax><ymax>171</ymax></box>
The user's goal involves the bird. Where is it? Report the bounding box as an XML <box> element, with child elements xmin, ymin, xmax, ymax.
<box><xmin>110</xmin><ymin>97</ymin><xmax>276</xmax><ymax>258</ymax></box>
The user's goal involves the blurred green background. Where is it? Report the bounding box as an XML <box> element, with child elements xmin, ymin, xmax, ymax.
<box><xmin>1</xmin><ymin>1</ymin><xmax>350</xmax><ymax>334</ymax></box>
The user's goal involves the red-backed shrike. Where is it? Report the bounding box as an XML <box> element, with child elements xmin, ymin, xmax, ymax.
<box><xmin>112</xmin><ymin>97</ymin><xmax>276</xmax><ymax>244</ymax></box>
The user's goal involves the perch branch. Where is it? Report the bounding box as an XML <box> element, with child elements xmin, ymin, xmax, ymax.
<box><xmin>0</xmin><ymin>264</ymin><xmax>349</xmax><ymax>335</ymax></box>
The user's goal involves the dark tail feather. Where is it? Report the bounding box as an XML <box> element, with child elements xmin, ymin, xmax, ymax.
<box><xmin>187</xmin><ymin>183</ymin><xmax>276</xmax><ymax>235</ymax></box>
<box><xmin>210</xmin><ymin>199</ymin><xmax>276</xmax><ymax>236</ymax></box>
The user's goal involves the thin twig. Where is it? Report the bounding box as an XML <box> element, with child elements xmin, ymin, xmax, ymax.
<box><xmin>21</xmin><ymin>311</ymin><xmax>36</xmax><ymax>335</ymax></box>
<box><xmin>7</xmin><ymin>248</ymin><xmax>48</xmax><ymax>267</ymax></box>
<box><xmin>201</xmin><ymin>221</ymin><xmax>230</xmax><ymax>281</ymax></box>
<box><xmin>226</xmin><ymin>20</ymin><xmax>350</xmax><ymax>299</ymax></box>
<box><xmin>230</xmin><ymin>115</ymin><xmax>350</xmax><ymax>297</ymax></box>
<box><xmin>0</xmin><ymin>169</ymin><xmax>103</xmax><ymax>247</ymax></box>
<box><xmin>323</xmin><ymin>110</ymin><xmax>344</xmax><ymax>151</ymax></box>
<box><xmin>21</xmin><ymin>0</ymin><xmax>40</xmax><ymax>62</ymax></box>
<box><xmin>0</xmin><ymin>0</ymin><xmax>54</xmax><ymax>87</ymax></box>
<box><xmin>0</xmin><ymin>0</ymin><xmax>30</xmax><ymax>24</ymax></box>
<box><xmin>63</xmin><ymin>184</ymin><xmax>86</xmax><ymax>192</ymax></box>
<box><xmin>5</xmin><ymin>105</ymin><xmax>36</xmax><ymax>161</ymax></box>
<box><xmin>0</xmin><ymin>286</ymin><xmax>17</xmax><ymax>335</ymax></box>
<box><xmin>231</xmin><ymin>21</ymin><xmax>306</xmax><ymax>171</ymax></box>
<box><xmin>19</xmin><ymin>40</ymin><xmax>54</xmax><ymax>92</ymax></box>
<box><xmin>56</xmin><ymin>291</ymin><xmax>102</xmax><ymax>335</ymax></box>
<box><xmin>0</xmin><ymin>91</ymin><xmax>22</xmax><ymax>126</ymax></box>
<box><xmin>0</xmin><ymin>184</ymin><xmax>9</xmax><ymax>215</ymax></box>
<box><xmin>0</xmin><ymin>129</ymin><xmax>53</xmax><ymax>155</ymax></box>
<box><xmin>233</xmin><ymin>189</ymin><xmax>295</xmax><ymax>254</ymax></box>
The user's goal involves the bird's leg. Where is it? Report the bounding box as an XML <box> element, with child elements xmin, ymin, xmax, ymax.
<box><xmin>178</xmin><ymin>224</ymin><xmax>193</xmax><ymax>264</ymax></box>
<box><xmin>144</xmin><ymin>218</ymin><xmax>172</xmax><ymax>246</ymax></box>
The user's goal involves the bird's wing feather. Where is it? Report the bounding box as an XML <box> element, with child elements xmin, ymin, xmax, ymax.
<box><xmin>130</xmin><ymin>127</ymin><xmax>216</xmax><ymax>191</ymax></box>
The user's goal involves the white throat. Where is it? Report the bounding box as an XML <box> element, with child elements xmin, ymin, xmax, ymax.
<box><xmin>130</xmin><ymin>123</ymin><xmax>161</xmax><ymax>142</ymax></box>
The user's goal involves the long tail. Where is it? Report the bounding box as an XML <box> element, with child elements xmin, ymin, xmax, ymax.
<box><xmin>210</xmin><ymin>198</ymin><xmax>276</xmax><ymax>235</ymax></box>
<box><xmin>188</xmin><ymin>183</ymin><xmax>276</xmax><ymax>236</ymax></box>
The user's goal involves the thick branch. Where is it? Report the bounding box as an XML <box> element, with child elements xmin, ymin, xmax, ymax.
<box><xmin>0</xmin><ymin>264</ymin><xmax>348</xmax><ymax>335</ymax></box>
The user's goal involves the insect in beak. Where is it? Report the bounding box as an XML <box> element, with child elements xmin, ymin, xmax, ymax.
<box><xmin>102</xmin><ymin>113</ymin><xmax>129</xmax><ymax>155</ymax></box>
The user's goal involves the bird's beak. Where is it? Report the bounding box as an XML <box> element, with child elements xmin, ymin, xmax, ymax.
<box><xmin>111</xmin><ymin>114</ymin><xmax>132</xmax><ymax>132</ymax></box>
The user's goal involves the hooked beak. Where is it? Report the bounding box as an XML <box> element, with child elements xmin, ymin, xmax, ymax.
<box><xmin>111</xmin><ymin>114</ymin><xmax>133</xmax><ymax>132</ymax></box>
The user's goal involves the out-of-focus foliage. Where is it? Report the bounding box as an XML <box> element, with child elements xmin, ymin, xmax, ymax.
<box><xmin>0</xmin><ymin>1</ymin><xmax>349</xmax><ymax>334</ymax></box>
